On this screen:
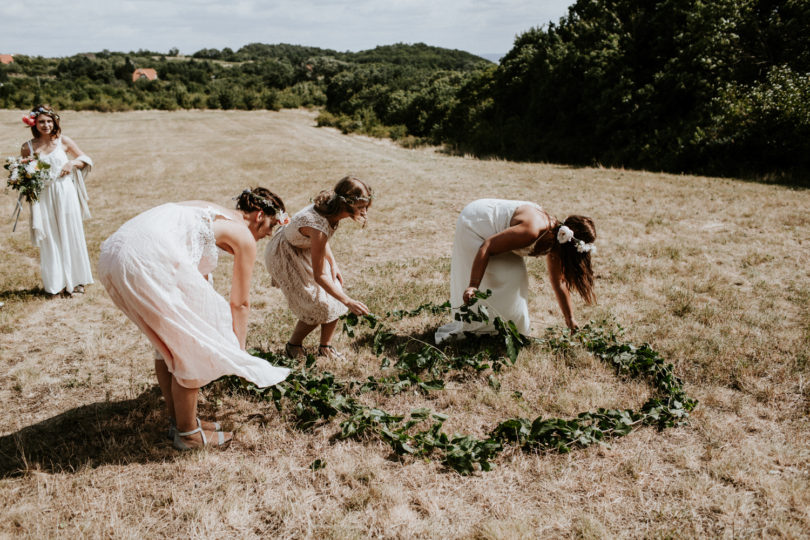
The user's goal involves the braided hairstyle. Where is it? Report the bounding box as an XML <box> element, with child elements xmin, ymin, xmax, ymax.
<box><xmin>235</xmin><ymin>187</ymin><xmax>285</xmax><ymax>216</ymax></box>
<box><xmin>313</xmin><ymin>176</ymin><xmax>373</xmax><ymax>220</ymax></box>
<box><xmin>555</xmin><ymin>215</ymin><xmax>597</xmax><ymax>304</ymax></box>
<box><xmin>29</xmin><ymin>104</ymin><xmax>62</xmax><ymax>139</ymax></box>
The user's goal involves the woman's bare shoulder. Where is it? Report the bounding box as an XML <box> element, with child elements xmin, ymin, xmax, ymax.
<box><xmin>513</xmin><ymin>203</ymin><xmax>550</xmax><ymax>231</ymax></box>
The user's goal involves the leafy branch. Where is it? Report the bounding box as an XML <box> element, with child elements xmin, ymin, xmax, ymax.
<box><xmin>213</xmin><ymin>298</ymin><xmax>696</xmax><ymax>474</ymax></box>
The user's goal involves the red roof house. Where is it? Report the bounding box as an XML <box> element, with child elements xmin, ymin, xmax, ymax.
<box><xmin>0</xmin><ymin>55</ymin><xmax>14</xmax><ymax>65</ymax></box>
<box><xmin>132</xmin><ymin>68</ymin><xmax>158</xmax><ymax>82</ymax></box>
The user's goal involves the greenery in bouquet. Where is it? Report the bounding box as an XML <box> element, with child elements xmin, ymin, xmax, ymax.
<box><xmin>4</xmin><ymin>155</ymin><xmax>51</xmax><ymax>203</ymax></box>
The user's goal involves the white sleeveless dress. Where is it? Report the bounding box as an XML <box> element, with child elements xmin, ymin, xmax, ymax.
<box><xmin>264</xmin><ymin>204</ymin><xmax>348</xmax><ymax>325</ymax></box>
<box><xmin>29</xmin><ymin>138</ymin><xmax>93</xmax><ymax>294</ymax></box>
<box><xmin>98</xmin><ymin>203</ymin><xmax>290</xmax><ymax>389</ymax></box>
<box><xmin>435</xmin><ymin>199</ymin><xmax>543</xmax><ymax>344</ymax></box>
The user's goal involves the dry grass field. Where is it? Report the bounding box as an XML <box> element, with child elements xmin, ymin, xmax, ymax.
<box><xmin>0</xmin><ymin>109</ymin><xmax>808</xmax><ymax>539</ymax></box>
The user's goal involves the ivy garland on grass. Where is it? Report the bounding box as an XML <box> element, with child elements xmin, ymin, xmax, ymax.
<box><xmin>215</xmin><ymin>291</ymin><xmax>697</xmax><ymax>474</ymax></box>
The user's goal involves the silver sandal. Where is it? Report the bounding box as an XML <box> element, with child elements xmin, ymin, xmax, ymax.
<box><xmin>172</xmin><ymin>418</ymin><xmax>230</xmax><ymax>450</ymax></box>
<box><xmin>168</xmin><ymin>417</ymin><xmax>221</xmax><ymax>441</ymax></box>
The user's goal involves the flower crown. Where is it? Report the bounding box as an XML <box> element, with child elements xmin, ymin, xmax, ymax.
<box><xmin>238</xmin><ymin>188</ymin><xmax>289</xmax><ymax>225</ymax></box>
<box><xmin>22</xmin><ymin>106</ymin><xmax>59</xmax><ymax>127</ymax></box>
<box><xmin>337</xmin><ymin>193</ymin><xmax>373</xmax><ymax>205</ymax></box>
<box><xmin>556</xmin><ymin>225</ymin><xmax>596</xmax><ymax>254</ymax></box>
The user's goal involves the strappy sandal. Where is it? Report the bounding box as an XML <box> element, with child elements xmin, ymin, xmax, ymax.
<box><xmin>285</xmin><ymin>342</ymin><xmax>308</xmax><ymax>359</ymax></box>
<box><xmin>317</xmin><ymin>344</ymin><xmax>346</xmax><ymax>362</ymax></box>
<box><xmin>168</xmin><ymin>417</ymin><xmax>221</xmax><ymax>441</ymax></box>
<box><xmin>173</xmin><ymin>418</ymin><xmax>231</xmax><ymax>450</ymax></box>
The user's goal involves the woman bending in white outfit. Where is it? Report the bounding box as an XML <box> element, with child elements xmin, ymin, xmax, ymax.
<box><xmin>435</xmin><ymin>199</ymin><xmax>596</xmax><ymax>343</ymax></box>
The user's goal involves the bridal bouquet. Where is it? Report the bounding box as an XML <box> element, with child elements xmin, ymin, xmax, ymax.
<box><xmin>4</xmin><ymin>155</ymin><xmax>51</xmax><ymax>203</ymax></box>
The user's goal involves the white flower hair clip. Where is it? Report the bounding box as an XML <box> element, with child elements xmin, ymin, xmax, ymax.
<box><xmin>557</xmin><ymin>225</ymin><xmax>596</xmax><ymax>255</ymax></box>
<box><xmin>576</xmin><ymin>240</ymin><xmax>596</xmax><ymax>254</ymax></box>
<box><xmin>557</xmin><ymin>225</ymin><xmax>574</xmax><ymax>244</ymax></box>
<box><xmin>276</xmin><ymin>210</ymin><xmax>290</xmax><ymax>226</ymax></box>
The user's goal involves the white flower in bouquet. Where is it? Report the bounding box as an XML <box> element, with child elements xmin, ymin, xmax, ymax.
<box><xmin>5</xmin><ymin>155</ymin><xmax>50</xmax><ymax>203</ymax></box>
<box><xmin>24</xmin><ymin>160</ymin><xmax>39</xmax><ymax>175</ymax></box>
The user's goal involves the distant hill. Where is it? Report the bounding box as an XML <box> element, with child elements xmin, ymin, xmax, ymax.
<box><xmin>347</xmin><ymin>43</ymin><xmax>492</xmax><ymax>70</ymax></box>
<box><xmin>188</xmin><ymin>42</ymin><xmax>491</xmax><ymax>71</ymax></box>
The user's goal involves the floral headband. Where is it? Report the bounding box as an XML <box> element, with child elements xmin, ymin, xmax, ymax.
<box><xmin>22</xmin><ymin>106</ymin><xmax>59</xmax><ymax>127</ymax></box>
<box><xmin>337</xmin><ymin>194</ymin><xmax>373</xmax><ymax>205</ymax></box>
<box><xmin>556</xmin><ymin>225</ymin><xmax>596</xmax><ymax>254</ymax></box>
<box><xmin>237</xmin><ymin>189</ymin><xmax>289</xmax><ymax>225</ymax></box>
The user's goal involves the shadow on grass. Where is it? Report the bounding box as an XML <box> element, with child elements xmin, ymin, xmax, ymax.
<box><xmin>0</xmin><ymin>287</ymin><xmax>53</xmax><ymax>302</ymax></box>
<box><xmin>0</xmin><ymin>387</ymin><xmax>174</xmax><ymax>478</ymax></box>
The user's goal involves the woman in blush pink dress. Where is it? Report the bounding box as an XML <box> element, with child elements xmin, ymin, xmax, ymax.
<box><xmin>98</xmin><ymin>188</ymin><xmax>290</xmax><ymax>450</ymax></box>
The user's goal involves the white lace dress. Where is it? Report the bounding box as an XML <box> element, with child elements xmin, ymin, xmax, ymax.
<box><xmin>98</xmin><ymin>203</ymin><xmax>290</xmax><ymax>389</ymax></box>
<box><xmin>435</xmin><ymin>199</ymin><xmax>544</xmax><ymax>344</ymax></box>
<box><xmin>27</xmin><ymin>138</ymin><xmax>93</xmax><ymax>294</ymax></box>
<box><xmin>264</xmin><ymin>204</ymin><xmax>348</xmax><ymax>325</ymax></box>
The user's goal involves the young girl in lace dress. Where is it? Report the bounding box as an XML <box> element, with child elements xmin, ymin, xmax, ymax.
<box><xmin>265</xmin><ymin>176</ymin><xmax>372</xmax><ymax>360</ymax></box>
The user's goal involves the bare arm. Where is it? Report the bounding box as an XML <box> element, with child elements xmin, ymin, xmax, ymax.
<box><xmin>214</xmin><ymin>220</ymin><xmax>257</xmax><ymax>349</ymax></box>
<box><xmin>324</xmin><ymin>239</ymin><xmax>343</xmax><ymax>285</ymax></box>
<box><xmin>462</xmin><ymin>207</ymin><xmax>548</xmax><ymax>303</ymax></box>
<box><xmin>59</xmin><ymin>136</ymin><xmax>88</xmax><ymax>176</ymax></box>
<box><xmin>547</xmin><ymin>251</ymin><xmax>578</xmax><ymax>331</ymax></box>
<box><xmin>20</xmin><ymin>143</ymin><xmax>31</xmax><ymax>158</ymax></box>
<box><xmin>305</xmin><ymin>226</ymin><xmax>368</xmax><ymax>315</ymax></box>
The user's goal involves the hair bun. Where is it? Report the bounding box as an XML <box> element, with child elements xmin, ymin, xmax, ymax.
<box><xmin>313</xmin><ymin>189</ymin><xmax>336</xmax><ymax>208</ymax></box>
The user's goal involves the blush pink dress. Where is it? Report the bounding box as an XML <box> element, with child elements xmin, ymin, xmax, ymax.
<box><xmin>98</xmin><ymin>203</ymin><xmax>289</xmax><ymax>388</ymax></box>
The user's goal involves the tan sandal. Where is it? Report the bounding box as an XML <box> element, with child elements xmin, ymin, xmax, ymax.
<box><xmin>285</xmin><ymin>342</ymin><xmax>308</xmax><ymax>359</ymax></box>
<box><xmin>318</xmin><ymin>344</ymin><xmax>346</xmax><ymax>361</ymax></box>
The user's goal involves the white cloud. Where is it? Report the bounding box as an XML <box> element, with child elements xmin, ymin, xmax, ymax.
<box><xmin>0</xmin><ymin>0</ymin><xmax>573</xmax><ymax>57</ymax></box>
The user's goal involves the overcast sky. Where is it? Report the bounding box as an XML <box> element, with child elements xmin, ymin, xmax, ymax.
<box><xmin>1</xmin><ymin>0</ymin><xmax>574</xmax><ymax>58</ymax></box>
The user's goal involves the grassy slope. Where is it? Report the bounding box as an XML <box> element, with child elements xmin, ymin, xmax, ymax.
<box><xmin>0</xmin><ymin>109</ymin><xmax>807</xmax><ymax>538</ymax></box>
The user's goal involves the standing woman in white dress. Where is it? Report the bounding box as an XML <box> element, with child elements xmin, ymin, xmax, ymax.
<box><xmin>265</xmin><ymin>176</ymin><xmax>372</xmax><ymax>361</ymax></box>
<box><xmin>98</xmin><ymin>188</ymin><xmax>291</xmax><ymax>450</ymax></box>
<box><xmin>435</xmin><ymin>199</ymin><xmax>596</xmax><ymax>343</ymax></box>
<box><xmin>20</xmin><ymin>104</ymin><xmax>94</xmax><ymax>296</ymax></box>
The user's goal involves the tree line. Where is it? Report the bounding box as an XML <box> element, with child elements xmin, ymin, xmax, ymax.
<box><xmin>2</xmin><ymin>0</ymin><xmax>807</xmax><ymax>180</ymax></box>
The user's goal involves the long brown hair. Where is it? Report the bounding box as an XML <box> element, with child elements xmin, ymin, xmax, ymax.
<box><xmin>30</xmin><ymin>104</ymin><xmax>62</xmax><ymax>140</ymax></box>
<box><xmin>556</xmin><ymin>215</ymin><xmax>596</xmax><ymax>304</ymax></box>
<box><xmin>313</xmin><ymin>176</ymin><xmax>373</xmax><ymax>219</ymax></box>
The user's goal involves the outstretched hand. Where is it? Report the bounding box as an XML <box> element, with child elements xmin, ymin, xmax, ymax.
<box><xmin>345</xmin><ymin>298</ymin><xmax>369</xmax><ymax>316</ymax></box>
<box><xmin>462</xmin><ymin>286</ymin><xmax>478</xmax><ymax>304</ymax></box>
